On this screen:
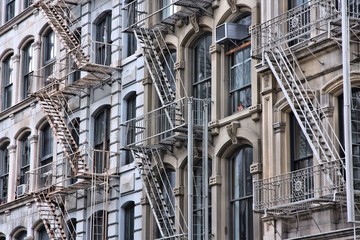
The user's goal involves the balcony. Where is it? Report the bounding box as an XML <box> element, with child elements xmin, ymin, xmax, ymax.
<box><xmin>253</xmin><ymin>160</ymin><xmax>346</xmax><ymax>214</ymax></box>
<box><xmin>251</xmin><ymin>0</ymin><xmax>342</xmax><ymax>60</ymax></box>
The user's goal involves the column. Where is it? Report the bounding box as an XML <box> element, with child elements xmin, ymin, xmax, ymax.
<box><xmin>11</xmin><ymin>54</ymin><xmax>20</xmax><ymax>104</ymax></box>
<box><xmin>7</xmin><ymin>145</ymin><xmax>16</xmax><ymax>203</ymax></box>
<box><xmin>29</xmin><ymin>135</ymin><xmax>38</xmax><ymax>192</ymax></box>
<box><xmin>31</xmin><ymin>40</ymin><xmax>41</xmax><ymax>93</ymax></box>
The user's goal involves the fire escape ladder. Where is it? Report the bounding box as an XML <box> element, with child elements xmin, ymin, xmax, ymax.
<box><xmin>35</xmin><ymin>193</ymin><xmax>67</xmax><ymax>240</ymax></box>
<box><xmin>134</xmin><ymin>27</ymin><xmax>185</xmax><ymax>127</ymax></box>
<box><xmin>37</xmin><ymin>90</ymin><xmax>87</xmax><ymax>176</ymax></box>
<box><xmin>133</xmin><ymin>147</ymin><xmax>177</xmax><ymax>238</ymax></box>
<box><xmin>36</xmin><ymin>1</ymin><xmax>88</xmax><ymax>67</ymax></box>
<box><xmin>265</xmin><ymin>45</ymin><xmax>343</xmax><ymax>166</ymax></box>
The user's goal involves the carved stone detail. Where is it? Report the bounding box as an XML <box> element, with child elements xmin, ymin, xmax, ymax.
<box><xmin>227</xmin><ymin>0</ymin><xmax>237</xmax><ymax>13</ymax></box>
<box><xmin>190</xmin><ymin>14</ymin><xmax>199</xmax><ymax>33</ymax></box>
<box><xmin>226</xmin><ymin>121</ymin><xmax>240</xmax><ymax>144</ymax></box>
<box><xmin>209</xmin><ymin>175</ymin><xmax>222</xmax><ymax>186</ymax></box>
<box><xmin>273</xmin><ymin>122</ymin><xmax>286</xmax><ymax>133</ymax></box>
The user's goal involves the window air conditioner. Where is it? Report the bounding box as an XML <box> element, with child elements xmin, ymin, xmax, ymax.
<box><xmin>216</xmin><ymin>22</ymin><xmax>249</xmax><ymax>45</ymax></box>
<box><xmin>17</xmin><ymin>184</ymin><xmax>28</xmax><ymax>197</ymax></box>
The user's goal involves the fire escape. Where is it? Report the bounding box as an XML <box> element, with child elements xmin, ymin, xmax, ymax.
<box><xmin>251</xmin><ymin>0</ymin><xmax>360</xmax><ymax>220</ymax></box>
<box><xmin>29</xmin><ymin>0</ymin><xmax>117</xmax><ymax>238</ymax></box>
<box><xmin>122</xmin><ymin>0</ymin><xmax>214</xmax><ymax>239</ymax></box>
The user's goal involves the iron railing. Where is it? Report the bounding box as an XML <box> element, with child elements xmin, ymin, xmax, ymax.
<box><xmin>253</xmin><ymin>161</ymin><xmax>345</xmax><ymax>213</ymax></box>
<box><xmin>251</xmin><ymin>0</ymin><xmax>341</xmax><ymax>59</ymax></box>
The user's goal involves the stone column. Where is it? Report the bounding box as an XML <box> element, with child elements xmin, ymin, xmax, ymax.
<box><xmin>7</xmin><ymin>145</ymin><xmax>16</xmax><ymax>203</ymax></box>
<box><xmin>11</xmin><ymin>54</ymin><xmax>20</xmax><ymax>104</ymax></box>
<box><xmin>29</xmin><ymin>135</ymin><xmax>38</xmax><ymax>192</ymax></box>
<box><xmin>31</xmin><ymin>40</ymin><xmax>41</xmax><ymax>93</ymax></box>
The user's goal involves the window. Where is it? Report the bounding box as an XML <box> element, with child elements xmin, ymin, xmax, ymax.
<box><xmin>0</xmin><ymin>233</ymin><xmax>5</xmax><ymax>240</ymax></box>
<box><xmin>24</xmin><ymin>0</ymin><xmax>33</xmax><ymax>8</ymax></box>
<box><xmin>6</xmin><ymin>0</ymin><xmax>15</xmax><ymax>22</ymax></box>
<box><xmin>40</xmin><ymin>124</ymin><xmax>53</xmax><ymax>188</ymax></box>
<box><xmin>229</xmin><ymin>146</ymin><xmax>253</xmax><ymax>240</ymax></box>
<box><xmin>339</xmin><ymin>88</ymin><xmax>360</xmax><ymax>190</ymax></box>
<box><xmin>96</xmin><ymin>13</ymin><xmax>112</xmax><ymax>65</ymax></box>
<box><xmin>94</xmin><ymin>107</ymin><xmax>110</xmax><ymax>172</ymax></box>
<box><xmin>290</xmin><ymin>114</ymin><xmax>313</xmax><ymax>201</ymax></box>
<box><xmin>2</xmin><ymin>54</ymin><xmax>13</xmax><ymax>110</ymax></box>
<box><xmin>229</xmin><ymin>15</ymin><xmax>252</xmax><ymax>113</ymax></box>
<box><xmin>38</xmin><ymin>225</ymin><xmax>49</xmax><ymax>240</ymax></box>
<box><xmin>90</xmin><ymin>210</ymin><xmax>108</xmax><ymax>240</ymax></box>
<box><xmin>125</xmin><ymin>94</ymin><xmax>136</xmax><ymax>164</ymax></box>
<box><xmin>69</xmin><ymin>29</ymin><xmax>81</xmax><ymax>83</ymax></box>
<box><xmin>288</xmin><ymin>0</ymin><xmax>310</xmax><ymax>45</ymax></box>
<box><xmin>0</xmin><ymin>142</ymin><xmax>10</xmax><ymax>204</ymax></box>
<box><xmin>44</xmin><ymin>30</ymin><xmax>56</xmax><ymax>81</ymax></box>
<box><xmin>193</xmin><ymin>35</ymin><xmax>211</xmax><ymax>124</ymax></box>
<box><xmin>125</xmin><ymin>0</ymin><xmax>137</xmax><ymax>57</ymax></box>
<box><xmin>160</xmin><ymin>0</ymin><xmax>174</xmax><ymax>20</ymax></box>
<box><xmin>123</xmin><ymin>202</ymin><xmax>135</xmax><ymax>240</ymax></box>
<box><xmin>19</xmin><ymin>133</ymin><xmax>30</xmax><ymax>185</ymax></box>
<box><xmin>193</xmin><ymin>159</ymin><xmax>212</xmax><ymax>239</ymax></box>
<box><xmin>14</xmin><ymin>230</ymin><xmax>27</xmax><ymax>240</ymax></box>
<box><xmin>22</xmin><ymin>42</ymin><xmax>34</xmax><ymax>99</ymax></box>
<box><xmin>66</xmin><ymin>218</ymin><xmax>77</xmax><ymax>240</ymax></box>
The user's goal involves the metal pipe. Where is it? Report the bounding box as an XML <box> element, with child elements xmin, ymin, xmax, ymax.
<box><xmin>188</xmin><ymin>98</ymin><xmax>193</xmax><ymax>240</ymax></box>
<box><xmin>342</xmin><ymin>0</ymin><xmax>355</xmax><ymax>223</ymax></box>
<box><xmin>203</xmin><ymin>98</ymin><xmax>209</xmax><ymax>240</ymax></box>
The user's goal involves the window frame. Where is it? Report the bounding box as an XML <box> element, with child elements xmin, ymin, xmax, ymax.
<box><xmin>2</xmin><ymin>54</ymin><xmax>14</xmax><ymax>110</ymax></box>
<box><xmin>43</xmin><ymin>30</ymin><xmax>56</xmax><ymax>81</ymax></box>
<box><xmin>125</xmin><ymin>94</ymin><xmax>136</xmax><ymax>164</ymax></box>
<box><xmin>0</xmin><ymin>142</ymin><xmax>10</xmax><ymax>204</ymax></box>
<box><xmin>229</xmin><ymin>145</ymin><xmax>253</xmax><ymax>240</ymax></box>
<box><xmin>6</xmin><ymin>0</ymin><xmax>15</xmax><ymax>22</ymax></box>
<box><xmin>19</xmin><ymin>133</ymin><xmax>31</xmax><ymax>185</ymax></box>
<box><xmin>125</xmin><ymin>0</ymin><xmax>137</xmax><ymax>57</ymax></box>
<box><xmin>22</xmin><ymin>41</ymin><xmax>34</xmax><ymax>99</ymax></box>
<box><xmin>95</xmin><ymin>13</ymin><xmax>112</xmax><ymax>65</ymax></box>
<box><xmin>123</xmin><ymin>202</ymin><xmax>135</xmax><ymax>240</ymax></box>
<box><xmin>93</xmin><ymin>107</ymin><xmax>110</xmax><ymax>172</ymax></box>
<box><xmin>90</xmin><ymin>210</ymin><xmax>108</xmax><ymax>240</ymax></box>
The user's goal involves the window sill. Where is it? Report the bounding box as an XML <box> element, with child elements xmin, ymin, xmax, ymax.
<box><xmin>0</xmin><ymin>97</ymin><xmax>36</xmax><ymax>121</ymax></box>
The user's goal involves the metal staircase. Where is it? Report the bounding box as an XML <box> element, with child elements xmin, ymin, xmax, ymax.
<box><xmin>35</xmin><ymin>192</ymin><xmax>67</xmax><ymax>240</ymax></box>
<box><xmin>133</xmin><ymin>146</ymin><xmax>179</xmax><ymax>238</ymax></box>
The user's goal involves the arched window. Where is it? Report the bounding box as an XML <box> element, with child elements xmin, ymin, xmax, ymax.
<box><xmin>229</xmin><ymin>146</ymin><xmax>253</xmax><ymax>240</ymax></box>
<box><xmin>96</xmin><ymin>13</ymin><xmax>112</xmax><ymax>65</ymax></box>
<box><xmin>6</xmin><ymin>0</ymin><xmax>15</xmax><ymax>22</ymax></box>
<box><xmin>43</xmin><ymin>30</ymin><xmax>56</xmax><ymax>81</ymax></box>
<box><xmin>193</xmin><ymin>35</ymin><xmax>211</xmax><ymax>124</ymax></box>
<box><xmin>38</xmin><ymin>225</ymin><xmax>49</xmax><ymax>240</ymax></box>
<box><xmin>19</xmin><ymin>132</ymin><xmax>31</xmax><ymax>186</ymax></box>
<box><xmin>90</xmin><ymin>210</ymin><xmax>108</xmax><ymax>240</ymax></box>
<box><xmin>39</xmin><ymin>123</ymin><xmax>53</xmax><ymax>188</ymax></box>
<box><xmin>94</xmin><ymin>107</ymin><xmax>110</xmax><ymax>172</ymax></box>
<box><xmin>123</xmin><ymin>202</ymin><xmax>135</xmax><ymax>240</ymax></box>
<box><xmin>22</xmin><ymin>41</ymin><xmax>34</xmax><ymax>99</ymax></box>
<box><xmin>0</xmin><ymin>141</ymin><xmax>10</xmax><ymax>204</ymax></box>
<box><xmin>229</xmin><ymin>14</ymin><xmax>251</xmax><ymax>114</ymax></box>
<box><xmin>14</xmin><ymin>229</ymin><xmax>27</xmax><ymax>240</ymax></box>
<box><xmin>0</xmin><ymin>232</ymin><xmax>5</xmax><ymax>240</ymax></box>
<box><xmin>2</xmin><ymin>54</ymin><xmax>13</xmax><ymax>110</ymax></box>
<box><xmin>24</xmin><ymin>0</ymin><xmax>33</xmax><ymax>8</ymax></box>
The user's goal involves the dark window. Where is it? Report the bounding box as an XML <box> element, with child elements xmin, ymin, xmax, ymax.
<box><xmin>0</xmin><ymin>143</ymin><xmax>9</xmax><ymax>204</ymax></box>
<box><xmin>193</xmin><ymin>159</ymin><xmax>212</xmax><ymax>239</ymax></box>
<box><xmin>290</xmin><ymin>114</ymin><xmax>313</xmax><ymax>201</ymax></box>
<box><xmin>15</xmin><ymin>230</ymin><xmax>27</xmax><ymax>240</ymax></box>
<box><xmin>6</xmin><ymin>0</ymin><xmax>15</xmax><ymax>22</ymax></box>
<box><xmin>124</xmin><ymin>202</ymin><xmax>135</xmax><ymax>240</ymax></box>
<box><xmin>44</xmin><ymin>30</ymin><xmax>56</xmax><ymax>81</ymax></box>
<box><xmin>94</xmin><ymin>108</ymin><xmax>110</xmax><ymax>172</ymax></box>
<box><xmin>66</xmin><ymin>218</ymin><xmax>77</xmax><ymax>240</ymax></box>
<box><xmin>229</xmin><ymin>15</ymin><xmax>251</xmax><ymax>114</ymax></box>
<box><xmin>23</xmin><ymin>42</ymin><xmax>34</xmax><ymax>99</ymax></box>
<box><xmin>125</xmin><ymin>0</ymin><xmax>137</xmax><ymax>57</ymax></box>
<box><xmin>19</xmin><ymin>134</ymin><xmax>30</xmax><ymax>185</ymax></box>
<box><xmin>3</xmin><ymin>55</ymin><xmax>13</xmax><ymax>110</ymax></box>
<box><xmin>39</xmin><ymin>124</ymin><xmax>53</xmax><ymax>188</ymax></box>
<box><xmin>193</xmin><ymin>35</ymin><xmax>211</xmax><ymax>124</ymax></box>
<box><xmin>96</xmin><ymin>14</ymin><xmax>112</xmax><ymax>65</ymax></box>
<box><xmin>126</xmin><ymin>94</ymin><xmax>136</xmax><ymax>164</ymax></box>
<box><xmin>38</xmin><ymin>225</ymin><xmax>49</xmax><ymax>240</ymax></box>
<box><xmin>24</xmin><ymin>0</ymin><xmax>33</xmax><ymax>8</ymax></box>
<box><xmin>160</xmin><ymin>0</ymin><xmax>174</xmax><ymax>20</ymax></box>
<box><xmin>229</xmin><ymin>146</ymin><xmax>253</xmax><ymax>240</ymax></box>
<box><xmin>90</xmin><ymin>211</ymin><xmax>107</xmax><ymax>240</ymax></box>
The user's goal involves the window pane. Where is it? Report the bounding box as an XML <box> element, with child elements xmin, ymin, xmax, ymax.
<box><xmin>124</xmin><ymin>203</ymin><xmax>135</xmax><ymax>240</ymax></box>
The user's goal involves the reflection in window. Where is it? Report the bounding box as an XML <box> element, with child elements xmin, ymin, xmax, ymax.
<box><xmin>3</xmin><ymin>55</ymin><xmax>13</xmax><ymax>110</ymax></box>
<box><xmin>38</xmin><ymin>225</ymin><xmax>49</xmax><ymax>240</ymax></box>
<box><xmin>0</xmin><ymin>143</ymin><xmax>9</xmax><ymax>204</ymax></box>
<box><xmin>23</xmin><ymin>42</ymin><xmax>34</xmax><ymax>99</ymax></box>
<box><xmin>15</xmin><ymin>230</ymin><xmax>27</xmax><ymax>240</ymax></box>
<box><xmin>94</xmin><ymin>108</ymin><xmax>110</xmax><ymax>172</ymax></box>
<box><xmin>96</xmin><ymin>13</ymin><xmax>112</xmax><ymax>65</ymax></box>
<box><xmin>24</xmin><ymin>0</ymin><xmax>33</xmax><ymax>8</ymax></box>
<box><xmin>44</xmin><ymin>30</ymin><xmax>56</xmax><ymax>81</ymax></box>
<box><xmin>229</xmin><ymin>146</ymin><xmax>253</xmax><ymax>240</ymax></box>
<box><xmin>193</xmin><ymin>35</ymin><xmax>211</xmax><ymax>124</ymax></box>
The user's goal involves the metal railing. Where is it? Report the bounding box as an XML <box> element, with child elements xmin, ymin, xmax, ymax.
<box><xmin>251</xmin><ymin>0</ymin><xmax>341</xmax><ymax>59</ymax></box>
<box><xmin>121</xmin><ymin>97</ymin><xmax>207</xmax><ymax>146</ymax></box>
<box><xmin>253</xmin><ymin>161</ymin><xmax>345</xmax><ymax>213</ymax></box>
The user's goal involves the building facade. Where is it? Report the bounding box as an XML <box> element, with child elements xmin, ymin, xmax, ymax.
<box><xmin>1</xmin><ymin>0</ymin><xmax>360</xmax><ymax>240</ymax></box>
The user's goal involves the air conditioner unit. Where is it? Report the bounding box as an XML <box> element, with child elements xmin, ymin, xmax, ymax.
<box><xmin>17</xmin><ymin>184</ymin><xmax>28</xmax><ymax>197</ymax></box>
<box><xmin>216</xmin><ymin>22</ymin><xmax>249</xmax><ymax>45</ymax></box>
